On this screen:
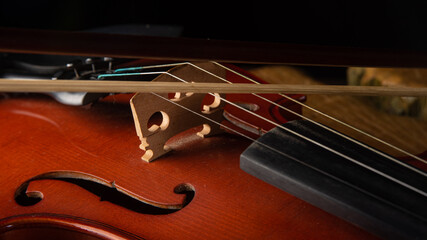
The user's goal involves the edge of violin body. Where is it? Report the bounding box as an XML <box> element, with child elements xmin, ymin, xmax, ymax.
<box><xmin>0</xmin><ymin>213</ymin><xmax>145</xmax><ymax>240</ymax></box>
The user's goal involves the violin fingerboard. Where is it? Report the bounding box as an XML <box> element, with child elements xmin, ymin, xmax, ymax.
<box><xmin>240</xmin><ymin>120</ymin><xmax>427</xmax><ymax>240</ymax></box>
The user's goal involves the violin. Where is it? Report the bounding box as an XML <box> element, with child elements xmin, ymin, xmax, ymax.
<box><xmin>0</xmin><ymin>28</ymin><xmax>426</xmax><ymax>240</ymax></box>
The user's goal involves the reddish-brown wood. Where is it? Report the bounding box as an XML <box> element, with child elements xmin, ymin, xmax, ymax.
<box><xmin>0</xmin><ymin>213</ymin><xmax>143</xmax><ymax>240</ymax></box>
<box><xmin>1</xmin><ymin>25</ymin><xmax>425</xmax><ymax>239</ymax></box>
<box><xmin>0</xmin><ymin>91</ymin><xmax>377</xmax><ymax>239</ymax></box>
<box><xmin>129</xmin><ymin>62</ymin><xmax>304</xmax><ymax>162</ymax></box>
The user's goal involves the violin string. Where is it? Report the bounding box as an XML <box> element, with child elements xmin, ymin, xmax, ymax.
<box><xmin>190</xmin><ymin>62</ymin><xmax>427</xmax><ymax>169</ymax></box>
<box><xmin>151</xmin><ymin>91</ymin><xmax>427</xmax><ymax>214</ymax></box>
<box><xmin>128</xmin><ymin>62</ymin><xmax>427</xmax><ymax>175</ymax></box>
<box><xmin>107</xmin><ymin>67</ymin><xmax>427</xmax><ymax>195</ymax></box>
<box><xmin>211</xmin><ymin>63</ymin><xmax>427</xmax><ymax>165</ymax></box>
<box><xmin>211</xmin><ymin>94</ymin><xmax>427</xmax><ymax>196</ymax></box>
<box><xmin>150</xmin><ymin>89</ymin><xmax>427</xmax><ymax>199</ymax></box>
<box><xmin>213</xmin><ymin>62</ymin><xmax>427</xmax><ymax>165</ymax></box>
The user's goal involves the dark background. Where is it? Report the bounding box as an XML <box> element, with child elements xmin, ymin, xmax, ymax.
<box><xmin>1</xmin><ymin>1</ymin><xmax>427</xmax><ymax>52</ymax></box>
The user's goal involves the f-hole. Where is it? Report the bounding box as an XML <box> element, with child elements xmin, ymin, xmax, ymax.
<box><xmin>14</xmin><ymin>171</ymin><xmax>195</xmax><ymax>215</ymax></box>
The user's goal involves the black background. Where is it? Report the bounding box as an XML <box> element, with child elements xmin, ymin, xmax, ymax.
<box><xmin>1</xmin><ymin>1</ymin><xmax>427</xmax><ymax>51</ymax></box>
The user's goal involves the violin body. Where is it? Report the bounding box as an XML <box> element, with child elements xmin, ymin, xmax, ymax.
<box><xmin>0</xmin><ymin>64</ymin><xmax>378</xmax><ymax>239</ymax></box>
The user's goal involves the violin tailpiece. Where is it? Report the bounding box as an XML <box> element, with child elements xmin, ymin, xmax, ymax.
<box><xmin>130</xmin><ymin>62</ymin><xmax>227</xmax><ymax>162</ymax></box>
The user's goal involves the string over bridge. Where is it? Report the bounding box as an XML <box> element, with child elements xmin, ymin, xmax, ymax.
<box><xmin>130</xmin><ymin>62</ymin><xmax>227</xmax><ymax>162</ymax></box>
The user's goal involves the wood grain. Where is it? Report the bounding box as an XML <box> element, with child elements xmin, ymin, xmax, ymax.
<box><xmin>0</xmin><ymin>95</ymin><xmax>377</xmax><ymax>239</ymax></box>
<box><xmin>0</xmin><ymin>65</ymin><xmax>381</xmax><ymax>239</ymax></box>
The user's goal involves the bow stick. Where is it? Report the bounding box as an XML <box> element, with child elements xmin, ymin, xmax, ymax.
<box><xmin>0</xmin><ymin>78</ymin><xmax>426</xmax><ymax>96</ymax></box>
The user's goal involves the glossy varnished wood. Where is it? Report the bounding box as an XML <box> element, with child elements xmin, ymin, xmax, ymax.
<box><xmin>0</xmin><ymin>90</ymin><xmax>377</xmax><ymax>239</ymax></box>
<box><xmin>1</xmin><ymin>25</ymin><xmax>425</xmax><ymax>239</ymax></box>
<box><xmin>0</xmin><ymin>213</ymin><xmax>143</xmax><ymax>240</ymax></box>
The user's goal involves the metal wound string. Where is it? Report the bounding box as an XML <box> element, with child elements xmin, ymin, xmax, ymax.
<box><xmin>103</xmin><ymin>64</ymin><xmax>427</xmax><ymax>196</ymax></box>
<box><xmin>150</xmin><ymin>91</ymin><xmax>426</xmax><ymax>217</ymax></box>
<box><xmin>210</xmin><ymin>62</ymin><xmax>427</xmax><ymax>168</ymax></box>
<box><xmin>122</xmin><ymin>62</ymin><xmax>427</xmax><ymax>175</ymax></box>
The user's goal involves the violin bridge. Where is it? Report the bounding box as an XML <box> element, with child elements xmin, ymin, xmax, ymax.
<box><xmin>130</xmin><ymin>62</ymin><xmax>227</xmax><ymax>162</ymax></box>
